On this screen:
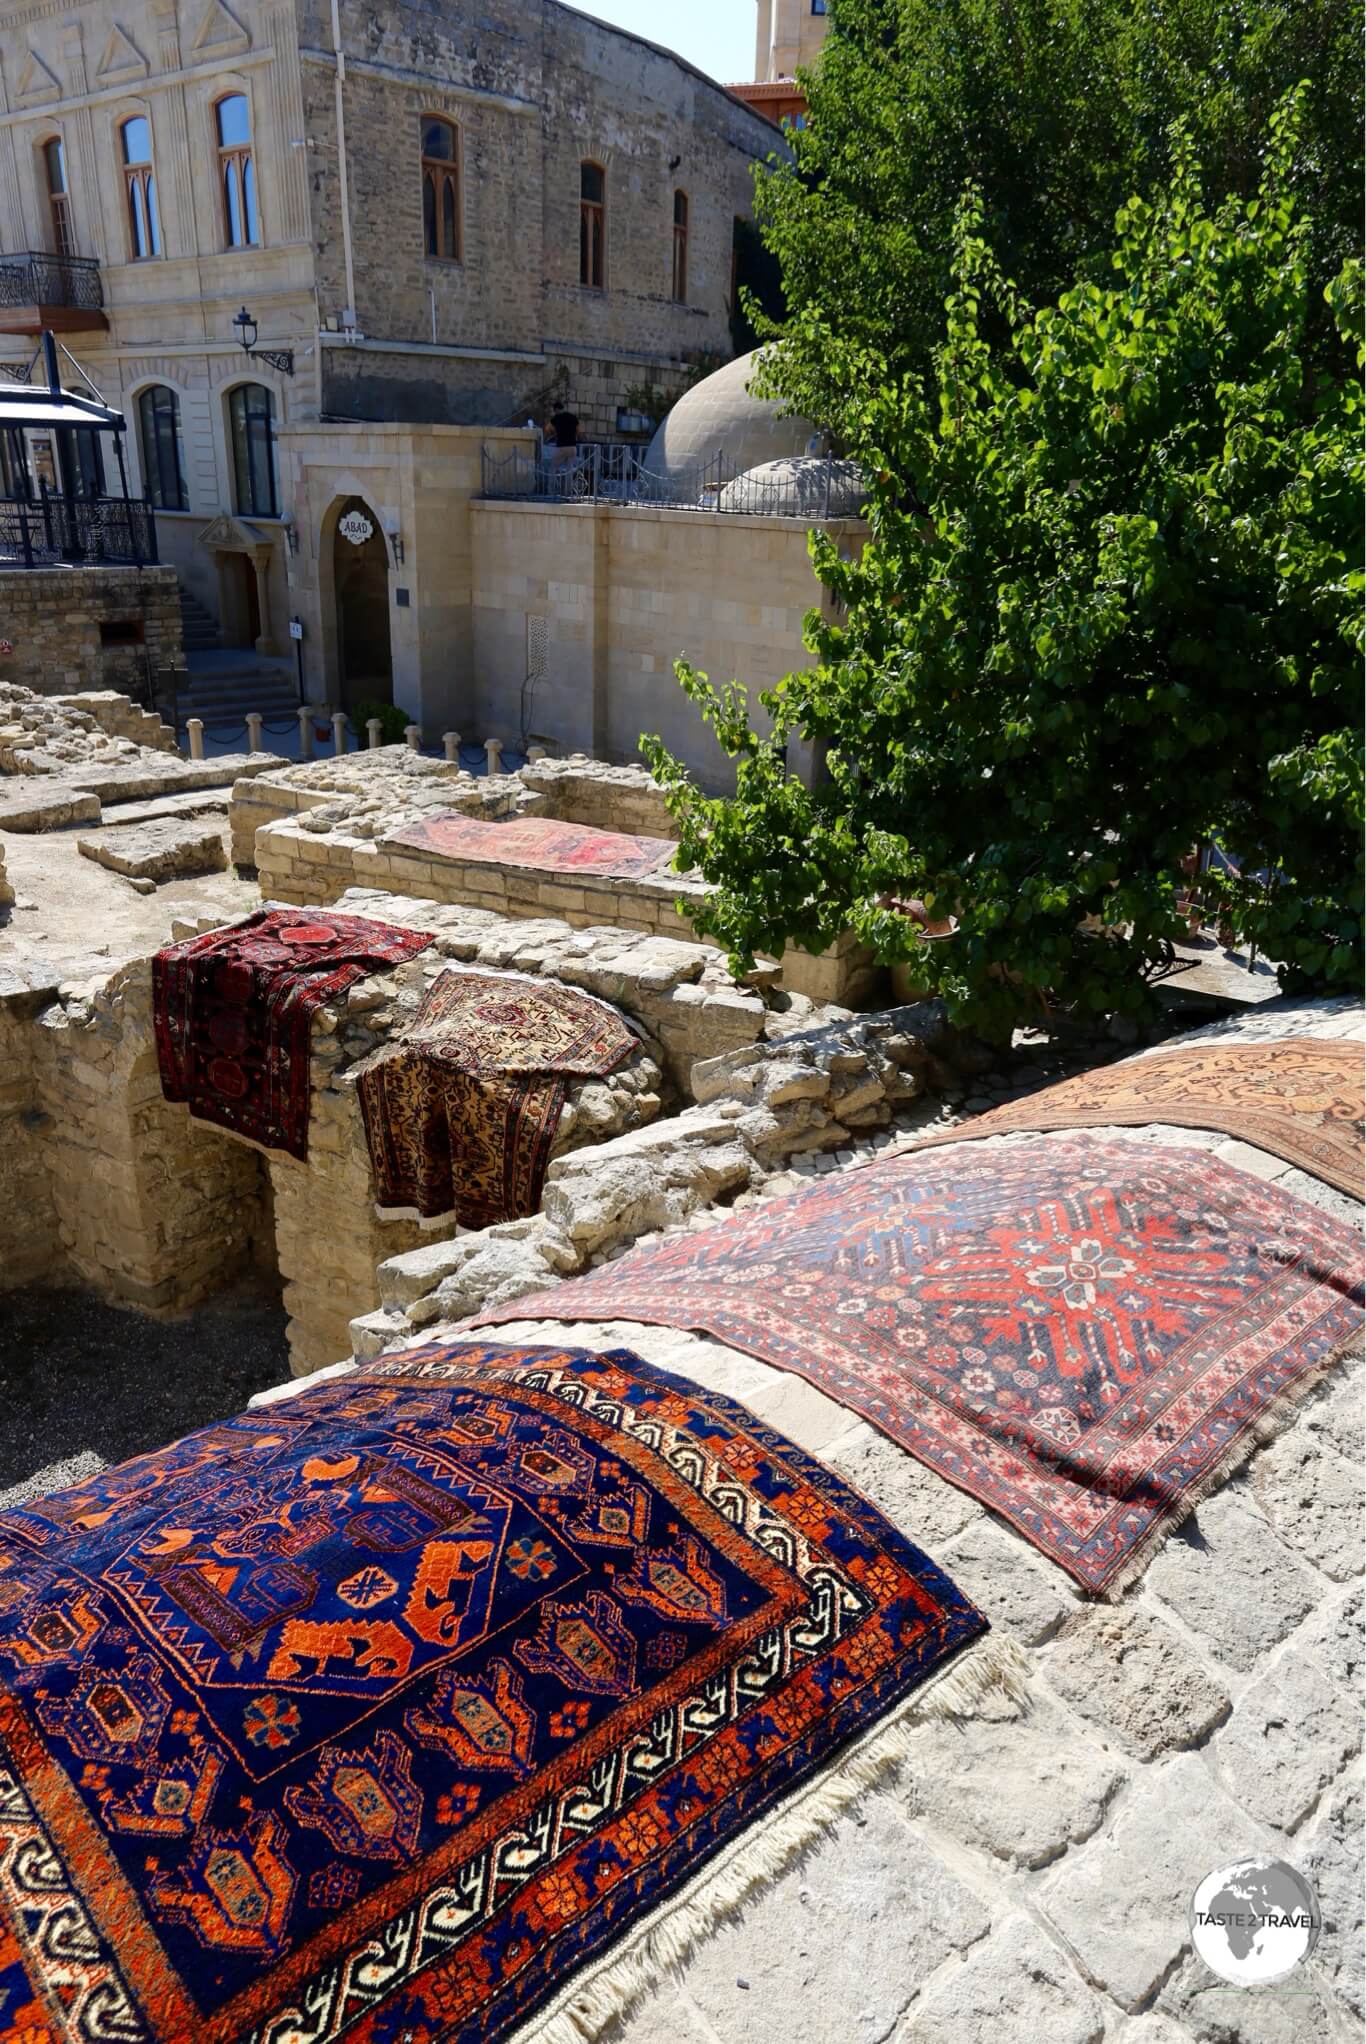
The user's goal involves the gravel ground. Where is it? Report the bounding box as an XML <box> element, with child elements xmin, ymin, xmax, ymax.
<box><xmin>0</xmin><ymin>1277</ymin><xmax>288</xmax><ymax>1495</ymax></box>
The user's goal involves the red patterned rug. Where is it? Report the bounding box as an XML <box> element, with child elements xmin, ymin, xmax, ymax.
<box><xmin>0</xmin><ymin>1340</ymin><xmax>984</xmax><ymax>2043</ymax></box>
<box><xmin>385</xmin><ymin>812</ymin><xmax>681</xmax><ymax>881</ymax></box>
<box><xmin>471</xmin><ymin>1139</ymin><xmax>1365</xmax><ymax>1595</ymax></box>
<box><xmin>906</xmin><ymin>1037</ymin><xmax>1364</xmax><ymax>1199</ymax></box>
<box><xmin>358</xmin><ymin>970</ymin><xmax>638</xmax><ymax>1226</ymax></box>
<box><xmin>153</xmin><ymin>909</ymin><xmax>431</xmax><ymax>1160</ymax></box>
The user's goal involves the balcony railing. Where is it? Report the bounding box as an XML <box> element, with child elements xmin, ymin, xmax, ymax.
<box><xmin>0</xmin><ymin>252</ymin><xmax>105</xmax><ymax>332</ymax></box>
<box><xmin>0</xmin><ymin>491</ymin><xmax>157</xmax><ymax>568</ymax></box>
<box><xmin>479</xmin><ymin>442</ymin><xmax>867</xmax><ymax>519</ymax></box>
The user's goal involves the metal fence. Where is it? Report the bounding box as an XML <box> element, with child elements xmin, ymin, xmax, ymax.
<box><xmin>0</xmin><ymin>490</ymin><xmax>157</xmax><ymax>567</ymax></box>
<box><xmin>480</xmin><ymin>442</ymin><xmax>865</xmax><ymax>519</ymax></box>
<box><xmin>0</xmin><ymin>251</ymin><xmax>104</xmax><ymax>313</ymax></box>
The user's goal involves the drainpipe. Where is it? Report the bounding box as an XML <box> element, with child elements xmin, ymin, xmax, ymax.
<box><xmin>329</xmin><ymin>0</ymin><xmax>358</xmax><ymax>327</ymax></box>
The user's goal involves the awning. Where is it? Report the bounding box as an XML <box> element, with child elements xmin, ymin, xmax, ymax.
<box><xmin>0</xmin><ymin>383</ymin><xmax>125</xmax><ymax>432</ymax></box>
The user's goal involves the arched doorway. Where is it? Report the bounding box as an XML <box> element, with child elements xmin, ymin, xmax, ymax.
<box><xmin>333</xmin><ymin>497</ymin><xmax>392</xmax><ymax>711</ymax></box>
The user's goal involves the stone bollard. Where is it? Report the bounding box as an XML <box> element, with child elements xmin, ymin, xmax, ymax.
<box><xmin>404</xmin><ymin>724</ymin><xmax>421</xmax><ymax>751</ymax></box>
<box><xmin>442</xmin><ymin>731</ymin><xmax>461</xmax><ymax>763</ymax></box>
<box><xmin>484</xmin><ymin>737</ymin><xmax>503</xmax><ymax>777</ymax></box>
<box><xmin>186</xmin><ymin>718</ymin><xmax>205</xmax><ymax>760</ymax></box>
<box><xmin>246</xmin><ymin>712</ymin><xmax>263</xmax><ymax>754</ymax></box>
<box><xmin>527</xmin><ymin>743</ymin><xmax>547</xmax><ymax>762</ymax></box>
<box><xmin>367</xmin><ymin>718</ymin><xmax>382</xmax><ymax>751</ymax></box>
<box><xmin>332</xmin><ymin>711</ymin><xmax>348</xmax><ymax>756</ymax></box>
<box><xmin>298</xmin><ymin>707</ymin><xmax>314</xmax><ymax>760</ymax></box>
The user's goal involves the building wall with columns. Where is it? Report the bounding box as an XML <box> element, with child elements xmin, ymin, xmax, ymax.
<box><xmin>754</xmin><ymin>0</ymin><xmax>831</xmax><ymax>84</ymax></box>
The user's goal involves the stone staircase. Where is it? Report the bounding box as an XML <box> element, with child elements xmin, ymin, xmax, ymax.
<box><xmin>181</xmin><ymin>650</ymin><xmax>300</xmax><ymax>741</ymax></box>
<box><xmin>178</xmin><ymin>588</ymin><xmax>220</xmax><ymax>654</ymax></box>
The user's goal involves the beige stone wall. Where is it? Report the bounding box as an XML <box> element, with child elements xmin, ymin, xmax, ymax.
<box><xmin>468</xmin><ymin>501</ymin><xmax>862</xmax><ymax>788</ymax></box>
<box><xmin>0</xmin><ymin>989</ymin><xmax>58</xmax><ymax>1288</ymax></box>
<box><xmin>757</xmin><ymin>0</ymin><xmax>833</xmax><ymax>80</ymax></box>
<box><xmin>0</xmin><ymin>567</ymin><xmax>183</xmax><ymax>697</ymax></box>
<box><xmin>50</xmin><ymin>689</ymin><xmax>177</xmax><ymax>751</ymax></box>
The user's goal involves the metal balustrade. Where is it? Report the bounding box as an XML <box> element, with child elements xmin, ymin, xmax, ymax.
<box><xmin>0</xmin><ymin>490</ymin><xmax>157</xmax><ymax>567</ymax></box>
<box><xmin>479</xmin><ymin>442</ymin><xmax>865</xmax><ymax>519</ymax></box>
<box><xmin>0</xmin><ymin>252</ymin><xmax>104</xmax><ymax>313</ymax></box>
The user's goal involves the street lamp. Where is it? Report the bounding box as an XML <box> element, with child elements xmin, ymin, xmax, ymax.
<box><xmin>232</xmin><ymin>305</ymin><xmax>294</xmax><ymax>377</ymax></box>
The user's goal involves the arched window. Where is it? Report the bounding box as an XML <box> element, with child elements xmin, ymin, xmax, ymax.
<box><xmin>120</xmin><ymin>117</ymin><xmax>161</xmax><ymax>260</ymax></box>
<box><xmin>421</xmin><ymin>117</ymin><xmax>461</xmax><ymax>261</ymax></box>
<box><xmin>138</xmin><ymin>386</ymin><xmax>186</xmax><ymax>509</ymax></box>
<box><xmin>579</xmin><ymin>161</ymin><xmax>605</xmax><ymax>289</ymax></box>
<box><xmin>43</xmin><ymin>137</ymin><xmax>74</xmax><ymax>258</ymax></box>
<box><xmin>215</xmin><ymin>94</ymin><xmax>258</xmax><ymax>248</ymax></box>
<box><xmin>672</xmin><ymin>190</ymin><xmax>688</xmax><ymax>303</ymax></box>
<box><xmin>228</xmin><ymin>383</ymin><xmax>277</xmax><ymax>518</ymax></box>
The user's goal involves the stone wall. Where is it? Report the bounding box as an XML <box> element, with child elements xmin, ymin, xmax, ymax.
<box><xmin>227</xmin><ymin>745</ymin><xmax>521</xmax><ymax>870</ymax></box>
<box><xmin>467</xmin><ymin>501</ymin><xmax>864</xmax><ymax>787</ymax></box>
<box><xmin>50</xmin><ymin>691</ymin><xmax>178</xmax><ymax>753</ymax></box>
<box><xmin>518</xmin><ymin>756</ymin><xmax>679</xmax><ymax>839</ymax></box>
<box><xmin>0</xmin><ymin>568</ymin><xmax>184</xmax><ymax>698</ymax></box>
<box><xmin>0</xmin><ymin>968</ymin><xmax>59</xmax><ymax>1290</ymax></box>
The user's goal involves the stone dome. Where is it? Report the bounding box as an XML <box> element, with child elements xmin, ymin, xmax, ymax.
<box><xmin>717</xmin><ymin>456</ymin><xmax>866</xmax><ymax>520</ymax></box>
<box><xmin>645</xmin><ymin>350</ymin><xmax>817</xmax><ymax>483</ymax></box>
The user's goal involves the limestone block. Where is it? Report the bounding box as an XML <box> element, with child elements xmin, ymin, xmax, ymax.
<box><xmin>0</xmin><ymin>780</ymin><xmax>101</xmax><ymax>831</ymax></box>
<box><xmin>936</xmin><ymin>1516</ymin><xmax>1082</xmax><ymax>1647</ymax></box>
<box><xmin>77</xmin><ymin>819</ymin><xmax>229</xmax><ymax>882</ymax></box>
<box><xmin>902</xmin><ymin>1913</ymin><xmax>1105</xmax><ymax>2043</ymax></box>
<box><xmin>680</xmin><ymin>1801</ymin><xmax>990</xmax><ymax>2044</ymax></box>
<box><xmin>1299</xmin><ymin>1772</ymin><xmax>1365</xmax><ymax>2020</ymax></box>
<box><xmin>1145</xmin><ymin>1492</ymin><xmax>1320</xmax><ymax>1672</ymax></box>
<box><xmin>906</xmin><ymin>1693</ymin><xmax>1125</xmax><ymax>1870</ymax></box>
<box><xmin>1249</xmin><ymin>1424</ymin><xmax>1364</xmax><ymax>1582</ymax></box>
<box><xmin>1043</xmin><ymin>1606</ymin><xmax>1231</xmax><ymax>1760</ymax></box>
<box><xmin>1212</xmin><ymin>1652</ymin><xmax>1360</xmax><ymax>1831</ymax></box>
<box><xmin>1039</xmin><ymin>1754</ymin><xmax>1271</xmax><ymax>2011</ymax></box>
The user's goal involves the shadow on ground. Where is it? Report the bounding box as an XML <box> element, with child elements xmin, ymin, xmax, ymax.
<box><xmin>0</xmin><ymin>1278</ymin><xmax>289</xmax><ymax>1493</ymax></box>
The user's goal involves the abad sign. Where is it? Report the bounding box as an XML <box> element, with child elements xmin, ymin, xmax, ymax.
<box><xmin>338</xmin><ymin>510</ymin><xmax>375</xmax><ymax>546</ymax></box>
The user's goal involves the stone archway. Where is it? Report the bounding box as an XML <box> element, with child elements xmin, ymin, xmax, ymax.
<box><xmin>333</xmin><ymin>497</ymin><xmax>392</xmax><ymax>713</ymax></box>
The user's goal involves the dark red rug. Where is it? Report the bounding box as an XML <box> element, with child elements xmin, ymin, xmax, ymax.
<box><xmin>153</xmin><ymin>909</ymin><xmax>431</xmax><ymax>1160</ymax></box>
<box><xmin>470</xmin><ymin>1139</ymin><xmax>1365</xmax><ymax>1595</ymax></box>
<box><xmin>357</xmin><ymin>970</ymin><xmax>638</xmax><ymax>1225</ymax></box>
<box><xmin>385</xmin><ymin>812</ymin><xmax>681</xmax><ymax>881</ymax></box>
<box><xmin>0</xmin><ymin>1340</ymin><xmax>983</xmax><ymax>2043</ymax></box>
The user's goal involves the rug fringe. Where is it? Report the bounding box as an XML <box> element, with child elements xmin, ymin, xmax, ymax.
<box><xmin>1100</xmin><ymin>1328</ymin><xmax>1364</xmax><ymax>1601</ymax></box>
<box><xmin>508</xmin><ymin>1631</ymin><xmax>1030</xmax><ymax>2044</ymax></box>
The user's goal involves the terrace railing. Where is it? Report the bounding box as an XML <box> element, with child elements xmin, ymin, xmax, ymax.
<box><xmin>0</xmin><ymin>490</ymin><xmax>157</xmax><ymax>568</ymax></box>
<box><xmin>479</xmin><ymin>443</ymin><xmax>865</xmax><ymax>519</ymax></box>
<box><xmin>0</xmin><ymin>252</ymin><xmax>104</xmax><ymax>314</ymax></box>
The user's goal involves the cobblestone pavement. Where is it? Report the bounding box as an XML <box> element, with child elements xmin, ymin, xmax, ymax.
<box><xmin>469</xmin><ymin>999</ymin><xmax>1365</xmax><ymax>2044</ymax></box>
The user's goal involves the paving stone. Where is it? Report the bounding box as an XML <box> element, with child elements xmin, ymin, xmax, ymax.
<box><xmin>900</xmin><ymin>1913</ymin><xmax>1104</xmax><ymax>2042</ymax></box>
<box><xmin>1145</xmin><ymin>1492</ymin><xmax>1319</xmax><ymax>1673</ymax></box>
<box><xmin>682</xmin><ymin>1800</ymin><xmax>990</xmax><ymax>2044</ymax></box>
<box><xmin>1301</xmin><ymin>1357</ymin><xmax>1366</xmax><ymax>1464</ymax></box>
<box><xmin>907</xmin><ymin>1693</ymin><xmax>1124</xmax><ymax>1869</ymax></box>
<box><xmin>1157</xmin><ymin>1949</ymin><xmax>1353</xmax><ymax>2044</ymax></box>
<box><xmin>0</xmin><ymin>779</ymin><xmax>101</xmax><ymax>831</ymax></box>
<box><xmin>1300</xmin><ymin>1772</ymin><xmax>1365</xmax><ymax>2020</ymax></box>
<box><xmin>823</xmin><ymin>1425</ymin><xmax>981</xmax><ymax>1551</ymax></box>
<box><xmin>602</xmin><ymin>1984</ymin><xmax>714</xmax><ymax>2043</ymax></box>
<box><xmin>1250</xmin><ymin>1427</ymin><xmax>1364</xmax><ymax>1583</ymax></box>
<box><xmin>1300</xmin><ymin>1586</ymin><xmax>1364</xmax><ymax>1692</ymax></box>
<box><xmin>1213</xmin><ymin>1653</ymin><xmax>1360</xmax><ymax>1832</ymax></box>
<box><xmin>742</xmin><ymin>1370</ymin><xmax>856</xmax><ymax>1455</ymax></box>
<box><xmin>1043</xmin><ymin>1606</ymin><xmax>1230</xmax><ymax>1759</ymax></box>
<box><xmin>1118</xmin><ymin>2019</ymin><xmax>1198</xmax><ymax>2044</ymax></box>
<box><xmin>77</xmin><ymin>818</ymin><xmax>228</xmax><ymax>882</ymax></box>
<box><xmin>1038</xmin><ymin>1753</ymin><xmax>1269</xmax><ymax>2011</ymax></box>
<box><xmin>938</xmin><ymin>1516</ymin><xmax>1081</xmax><ymax>1646</ymax></box>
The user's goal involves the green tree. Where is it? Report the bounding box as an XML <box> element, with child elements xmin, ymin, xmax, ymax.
<box><xmin>752</xmin><ymin>0</ymin><xmax>1360</xmax><ymax>431</ymax></box>
<box><xmin>644</xmin><ymin>99</ymin><xmax>1363</xmax><ymax>1033</ymax></box>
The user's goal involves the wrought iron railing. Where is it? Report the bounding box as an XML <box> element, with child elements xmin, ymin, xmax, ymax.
<box><xmin>479</xmin><ymin>442</ymin><xmax>866</xmax><ymax>519</ymax></box>
<box><xmin>0</xmin><ymin>251</ymin><xmax>104</xmax><ymax>312</ymax></box>
<box><xmin>0</xmin><ymin>490</ymin><xmax>157</xmax><ymax>567</ymax></box>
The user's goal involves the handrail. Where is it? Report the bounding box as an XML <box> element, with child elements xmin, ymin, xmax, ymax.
<box><xmin>478</xmin><ymin>441</ymin><xmax>864</xmax><ymax>519</ymax></box>
<box><xmin>0</xmin><ymin>252</ymin><xmax>104</xmax><ymax>311</ymax></box>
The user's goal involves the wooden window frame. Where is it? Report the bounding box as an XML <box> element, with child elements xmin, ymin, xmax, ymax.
<box><xmin>421</xmin><ymin>116</ymin><xmax>463</xmax><ymax>263</ymax></box>
<box><xmin>579</xmin><ymin>160</ymin><xmax>606</xmax><ymax>290</ymax></box>
<box><xmin>672</xmin><ymin>189</ymin><xmax>689</xmax><ymax>303</ymax></box>
<box><xmin>228</xmin><ymin>381</ymin><xmax>278</xmax><ymax>519</ymax></box>
<box><xmin>215</xmin><ymin>93</ymin><xmax>259</xmax><ymax>250</ymax></box>
<box><xmin>138</xmin><ymin>385</ymin><xmax>187</xmax><ymax>511</ymax></box>
<box><xmin>42</xmin><ymin>137</ymin><xmax>74</xmax><ymax>259</ymax></box>
<box><xmin>120</xmin><ymin>116</ymin><xmax>161</xmax><ymax>261</ymax></box>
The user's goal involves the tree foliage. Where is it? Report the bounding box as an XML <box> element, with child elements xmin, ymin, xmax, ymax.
<box><xmin>643</xmin><ymin>99</ymin><xmax>1363</xmax><ymax>1033</ymax></box>
<box><xmin>752</xmin><ymin>0</ymin><xmax>1361</xmax><ymax>431</ymax></box>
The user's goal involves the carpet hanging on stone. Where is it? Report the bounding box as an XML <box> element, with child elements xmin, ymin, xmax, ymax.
<box><xmin>902</xmin><ymin>1036</ymin><xmax>1365</xmax><ymax>1199</ymax></box>
<box><xmin>0</xmin><ymin>1339</ymin><xmax>987</xmax><ymax>2044</ymax></box>
<box><xmin>470</xmin><ymin>1138</ymin><xmax>1365</xmax><ymax>1596</ymax></box>
<box><xmin>386</xmin><ymin>811</ymin><xmax>682</xmax><ymax>881</ymax></box>
<box><xmin>357</xmin><ymin>970</ymin><xmax>639</xmax><ymax>1226</ymax></box>
<box><xmin>152</xmin><ymin>908</ymin><xmax>432</xmax><ymax>1161</ymax></box>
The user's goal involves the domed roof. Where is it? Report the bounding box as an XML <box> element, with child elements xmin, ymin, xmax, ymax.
<box><xmin>645</xmin><ymin>351</ymin><xmax>817</xmax><ymax>483</ymax></box>
<box><xmin>717</xmin><ymin>457</ymin><xmax>866</xmax><ymax>520</ymax></box>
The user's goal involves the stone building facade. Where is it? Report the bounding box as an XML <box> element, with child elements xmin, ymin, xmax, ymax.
<box><xmin>0</xmin><ymin>0</ymin><xmax>779</xmax><ymax>655</ymax></box>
